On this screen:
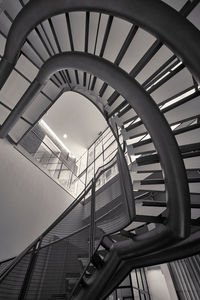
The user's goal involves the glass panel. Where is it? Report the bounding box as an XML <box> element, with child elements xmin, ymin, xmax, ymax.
<box><xmin>104</xmin><ymin>141</ymin><xmax>117</xmax><ymax>160</ymax></box>
<box><xmin>69</xmin><ymin>174</ymin><xmax>85</xmax><ymax>197</ymax></box>
<box><xmin>86</xmin><ymin>163</ymin><xmax>94</xmax><ymax>184</ymax></box>
<box><xmin>88</xmin><ymin>145</ymin><xmax>95</xmax><ymax>165</ymax></box>
<box><xmin>17</xmin><ymin>125</ymin><xmax>86</xmax><ymax>198</ymax></box>
<box><xmin>78</xmin><ymin>151</ymin><xmax>88</xmax><ymax>175</ymax></box>
<box><xmin>102</xmin><ymin>127</ymin><xmax>110</xmax><ymax>138</ymax></box>
<box><xmin>79</xmin><ymin>172</ymin><xmax>86</xmax><ymax>186</ymax></box>
<box><xmin>103</xmin><ymin>130</ymin><xmax>114</xmax><ymax>145</ymax></box>
<box><xmin>95</xmin><ymin>141</ymin><xmax>103</xmax><ymax>159</ymax></box>
<box><xmin>76</xmin><ymin>158</ymin><xmax>81</xmax><ymax>175</ymax></box>
<box><xmin>59</xmin><ymin>168</ymin><xmax>72</xmax><ymax>189</ymax></box>
<box><xmin>103</xmin><ymin>135</ymin><xmax>115</xmax><ymax>151</ymax></box>
<box><xmin>95</xmin><ymin>154</ymin><xmax>103</xmax><ymax>173</ymax></box>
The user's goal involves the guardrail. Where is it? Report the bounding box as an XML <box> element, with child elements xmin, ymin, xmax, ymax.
<box><xmin>0</xmin><ymin>144</ymin><xmax>134</xmax><ymax>299</ymax></box>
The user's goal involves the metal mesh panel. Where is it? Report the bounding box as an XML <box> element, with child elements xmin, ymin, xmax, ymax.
<box><xmin>25</xmin><ymin>228</ymin><xmax>90</xmax><ymax>300</ymax></box>
<box><xmin>41</xmin><ymin>201</ymin><xmax>86</xmax><ymax>247</ymax></box>
<box><xmin>24</xmin><ymin>227</ymin><xmax>105</xmax><ymax>299</ymax></box>
<box><xmin>0</xmin><ymin>253</ymin><xmax>32</xmax><ymax>299</ymax></box>
<box><xmin>0</xmin><ymin>150</ymin><xmax>133</xmax><ymax>299</ymax></box>
<box><xmin>0</xmin><ymin>258</ymin><xmax>15</xmax><ymax>274</ymax></box>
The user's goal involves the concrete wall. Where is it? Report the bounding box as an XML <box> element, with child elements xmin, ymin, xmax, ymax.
<box><xmin>0</xmin><ymin>139</ymin><xmax>75</xmax><ymax>260</ymax></box>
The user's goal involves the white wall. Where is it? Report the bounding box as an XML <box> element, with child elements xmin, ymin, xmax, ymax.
<box><xmin>0</xmin><ymin>139</ymin><xmax>75</xmax><ymax>260</ymax></box>
<box><xmin>161</xmin><ymin>264</ymin><xmax>178</xmax><ymax>300</ymax></box>
<box><xmin>145</xmin><ymin>265</ymin><xmax>172</xmax><ymax>300</ymax></box>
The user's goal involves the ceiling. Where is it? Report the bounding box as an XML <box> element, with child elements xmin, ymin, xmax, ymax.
<box><xmin>43</xmin><ymin>91</ymin><xmax>107</xmax><ymax>159</ymax></box>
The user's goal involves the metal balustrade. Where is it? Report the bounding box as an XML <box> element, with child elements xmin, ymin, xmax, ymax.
<box><xmin>0</xmin><ymin>0</ymin><xmax>200</xmax><ymax>299</ymax></box>
<box><xmin>0</xmin><ymin>149</ymin><xmax>134</xmax><ymax>299</ymax></box>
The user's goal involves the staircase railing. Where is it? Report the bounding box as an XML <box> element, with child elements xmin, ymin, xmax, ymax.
<box><xmin>0</xmin><ymin>143</ymin><xmax>134</xmax><ymax>299</ymax></box>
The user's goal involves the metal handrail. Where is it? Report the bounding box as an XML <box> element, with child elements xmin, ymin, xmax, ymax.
<box><xmin>0</xmin><ymin>150</ymin><xmax>120</xmax><ymax>282</ymax></box>
<box><xmin>69</xmin><ymin>234</ymin><xmax>108</xmax><ymax>298</ymax></box>
<box><xmin>0</xmin><ymin>256</ymin><xmax>16</xmax><ymax>265</ymax></box>
<box><xmin>0</xmin><ymin>180</ymin><xmax>91</xmax><ymax>282</ymax></box>
<box><xmin>69</xmin><ymin>142</ymin><xmax>135</xmax><ymax>298</ymax></box>
<box><xmin>0</xmin><ymin>138</ymin><xmax>133</xmax><ymax>300</ymax></box>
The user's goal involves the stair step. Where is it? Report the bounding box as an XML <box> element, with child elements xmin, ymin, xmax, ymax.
<box><xmin>107</xmin><ymin>91</ymin><xmax>120</xmax><ymax>106</ymax></box>
<box><xmin>134</xmin><ymin>177</ymin><xmax>200</xmax><ymax>194</ymax></box>
<box><xmin>124</xmin><ymin>114</ymin><xmax>199</xmax><ymax>141</ymax></box>
<box><xmin>91</xmin><ymin>253</ymin><xmax>104</xmax><ymax>269</ymax></box>
<box><xmin>134</xmin><ymin>143</ymin><xmax>200</xmax><ymax>167</ymax></box>
<box><xmin>97</xmin><ymin>249</ymin><xmax>108</xmax><ymax>258</ymax></box>
<box><xmin>134</xmin><ymin>156</ymin><xmax>200</xmax><ymax>173</ymax></box>
<box><xmin>125</xmin><ymin>92</ymin><xmax>200</xmax><ymax>136</ymax></box>
<box><xmin>100</xmin><ymin>236</ymin><xmax>114</xmax><ymax>251</ymax></box>
<box><xmin>106</xmin><ymin>97</ymin><xmax>127</xmax><ymax>117</ymax></box>
<box><xmin>110</xmin><ymin>233</ymin><xmax>129</xmax><ymax>242</ymax></box>
<box><xmin>78</xmin><ymin>258</ymin><xmax>90</xmax><ymax>268</ymax></box>
<box><xmin>140</xmin><ymin>177</ymin><xmax>200</xmax><ymax>185</ymax></box>
<box><xmin>128</xmin><ymin>124</ymin><xmax>200</xmax><ymax>155</ymax></box>
<box><xmin>116</xmin><ymin>108</ymin><xmax>137</xmax><ymax>126</ymax></box>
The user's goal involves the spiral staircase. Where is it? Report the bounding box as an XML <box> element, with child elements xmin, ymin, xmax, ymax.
<box><xmin>0</xmin><ymin>0</ymin><xmax>200</xmax><ymax>299</ymax></box>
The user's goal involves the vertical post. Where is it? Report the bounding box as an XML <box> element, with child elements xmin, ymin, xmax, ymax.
<box><xmin>129</xmin><ymin>273</ymin><xmax>135</xmax><ymax>300</ymax></box>
<box><xmin>89</xmin><ymin>179</ymin><xmax>96</xmax><ymax>258</ymax></box>
<box><xmin>57</xmin><ymin>161</ymin><xmax>63</xmax><ymax>179</ymax></box>
<box><xmin>18</xmin><ymin>239</ymin><xmax>41</xmax><ymax>300</ymax></box>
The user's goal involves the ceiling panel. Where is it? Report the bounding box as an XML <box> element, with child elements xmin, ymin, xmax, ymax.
<box><xmin>0</xmin><ymin>11</ymin><xmax>11</xmax><ymax>35</ymax></box>
<box><xmin>51</xmin><ymin>14</ymin><xmax>71</xmax><ymax>52</ymax></box>
<box><xmin>3</xmin><ymin>0</ymin><xmax>22</xmax><ymax>20</ymax></box>
<box><xmin>187</xmin><ymin>3</ymin><xmax>200</xmax><ymax>31</ymax></box>
<box><xmin>136</xmin><ymin>46</ymin><xmax>174</xmax><ymax>84</ymax></box>
<box><xmin>9</xmin><ymin>118</ymin><xmax>30</xmax><ymax>143</ymax></box>
<box><xmin>88</xmin><ymin>12</ymin><xmax>100</xmax><ymax>54</ymax></box>
<box><xmin>161</xmin><ymin>0</ymin><xmax>187</xmax><ymax>11</ymax></box>
<box><xmin>69</xmin><ymin>12</ymin><xmax>85</xmax><ymax>52</ymax></box>
<box><xmin>119</xmin><ymin>28</ymin><xmax>156</xmax><ymax>73</ymax></box>
<box><xmin>0</xmin><ymin>32</ymin><xmax>6</xmax><ymax>55</ymax></box>
<box><xmin>23</xmin><ymin>93</ymin><xmax>51</xmax><ymax>124</ymax></box>
<box><xmin>0</xmin><ymin>70</ymin><xmax>30</xmax><ymax>109</ymax></box>
<box><xmin>103</xmin><ymin>17</ymin><xmax>132</xmax><ymax>63</ymax></box>
<box><xmin>151</xmin><ymin>68</ymin><xmax>193</xmax><ymax>104</ymax></box>
<box><xmin>0</xmin><ymin>103</ymin><xmax>10</xmax><ymax>125</ymax></box>
<box><xmin>41</xmin><ymin>80</ymin><xmax>61</xmax><ymax>100</ymax></box>
<box><xmin>15</xmin><ymin>54</ymin><xmax>38</xmax><ymax>81</ymax></box>
<box><xmin>95</xmin><ymin>14</ymin><xmax>109</xmax><ymax>56</ymax></box>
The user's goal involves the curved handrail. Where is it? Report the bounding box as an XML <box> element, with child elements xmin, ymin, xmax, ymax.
<box><xmin>0</xmin><ymin>51</ymin><xmax>190</xmax><ymax>239</ymax></box>
<box><xmin>0</xmin><ymin>257</ymin><xmax>16</xmax><ymax>268</ymax></box>
<box><xmin>0</xmin><ymin>0</ymin><xmax>200</xmax><ymax>89</ymax></box>
<box><xmin>109</xmin><ymin>118</ymin><xmax>135</xmax><ymax>220</ymax></box>
<box><xmin>0</xmin><ymin>51</ymin><xmax>191</xmax><ymax>300</ymax></box>
<box><xmin>0</xmin><ymin>2</ymin><xmax>198</xmax><ymax>298</ymax></box>
<box><xmin>100</xmin><ymin>229</ymin><xmax>200</xmax><ymax>299</ymax></box>
<box><xmin>0</xmin><ymin>148</ymin><xmax>122</xmax><ymax>281</ymax></box>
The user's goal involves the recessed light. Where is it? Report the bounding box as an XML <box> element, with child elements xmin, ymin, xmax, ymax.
<box><xmin>63</xmin><ymin>134</ymin><xmax>67</xmax><ymax>139</ymax></box>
